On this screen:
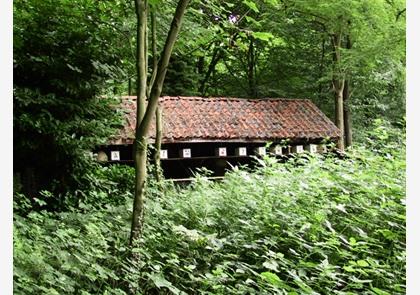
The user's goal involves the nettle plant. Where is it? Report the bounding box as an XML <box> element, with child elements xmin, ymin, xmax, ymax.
<box><xmin>14</xmin><ymin>123</ymin><xmax>405</xmax><ymax>294</ymax></box>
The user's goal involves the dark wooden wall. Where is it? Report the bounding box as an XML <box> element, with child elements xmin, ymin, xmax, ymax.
<box><xmin>95</xmin><ymin>139</ymin><xmax>326</xmax><ymax>179</ymax></box>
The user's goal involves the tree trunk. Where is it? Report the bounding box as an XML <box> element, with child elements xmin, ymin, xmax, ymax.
<box><xmin>199</xmin><ymin>47</ymin><xmax>222</xmax><ymax>96</ymax></box>
<box><xmin>154</xmin><ymin>106</ymin><xmax>163</xmax><ymax>182</ymax></box>
<box><xmin>135</xmin><ymin>0</ymin><xmax>190</xmax><ymax>140</ymax></box>
<box><xmin>334</xmin><ymin>80</ymin><xmax>345</xmax><ymax>151</ymax></box>
<box><xmin>331</xmin><ymin>33</ymin><xmax>345</xmax><ymax>151</ymax></box>
<box><xmin>247</xmin><ymin>36</ymin><xmax>257</xmax><ymax>98</ymax></box>
<box><xmin>131</xmin><ymin>0</ymin><xmax>148</xmax><ymax>245</ymax></box>
<box><xmin>147</xmin><ymin>9</ymin><xmax>158</xmax><ymax>97</ymax></box>
<box><xmin>343</xmin><ymin>78</ymin><xmax>352</xmax><ymax>147</ymax></box>
<box><xmin>130</xmin><ymin>0</ymin><xmax>190</xmax><ymax>244</ymax></box>
<box><xmin>318</xmin><ymin>37</ymin><xmax>326</xmax><ymax>97</ymax></box>
<box><xmin>197</xmin><ymin>56</ymin><xmax>204</xmax><ymax>74</ymax></box>
<box><xmin>343</xmin><ymin>32</ymin><xmax>352</xmax><ymax>147</ymax></box>
<box><xmin>149</xmin><ymin>8</ymin><xmax>163</xmax><ymax>181</ymax></box>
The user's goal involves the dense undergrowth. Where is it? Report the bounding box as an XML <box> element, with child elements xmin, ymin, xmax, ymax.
<box><xmin>14</xmin><ymin>121</ymin><xmax>406</xmax><ymax>294</ymax></box>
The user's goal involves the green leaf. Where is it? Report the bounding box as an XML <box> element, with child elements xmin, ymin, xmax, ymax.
<box><xmin>349</xmin><ymin>237</ymin><xmax>357</xmax><ymax>246</ymax></box>
<box><xmin>253</xmin><ymin>31</ymin><xmax>274</xmax><ymax>42</ymax></box>
<box><xmin>343</xmin><ymin>265</ymin><xmax>356</xmax><ymax>272</ymax></box>
<box><xmin>263</xmin><ymin>260</ymin><xmax>279</xmax><ymax>271</ymax></box>
<box><xmin>272</xmin><ymin>37</ymin><xmax>286</xmax><ymax>46</ymax></box>
<box><xmin>260</xmin><ymin>272</ymin><xmax>290</xmax><ymax>289</ymax></box>
<box><xmin>371</xmin><ymin>287</ymin><xmax>391</xmax><ymax>295</ymax></box>
<box><xmin>264</xmin><ymin>0</ymin><xmax>278</xmax><ymax>5</ymax></box>
<box><xmin>242</xmin><ymin>0</ymin><xmax>259</xmax><ymax>12</ymax></box>
<box><xmin>357</xmin><ymin>260</ymin><xmax>369</xmax><ymax>267</ymax></box>
<box><xmin>148</xmin><ymin>273</ymin><xmax>181</xmax><ymax>294</ymax></box>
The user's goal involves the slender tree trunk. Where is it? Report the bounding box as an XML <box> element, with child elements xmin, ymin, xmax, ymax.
<box><xmin>197</xmin><ymin>56</ymin><xmax>204</xmax><ymax>74</ymax></box>
<box><xmin>331</xmin><ymin>33</ymin><xmax>345</xmax><ymax>151</ymax></box>
<box><xmin>199</xmin><ymin>47</ymin><xmax>222</xmax><ymax>96</ymax></box>
<box><xmin>318</xmin><ymin>37</ymin><xmax>326</xmax><ymax>97</ymax></box>
<box><xmin>334</xmin><ymin>80</ymin><xmax>345</xmax><ymax>151</ymax></box>
<box><xmin>343</xmin><ymin>32</ymin><xmax>352</xmax><ymax>147</ymax></box>
<box><xmin>130</xmin><ymin>0</ymin><xmax>190</xmax><ymax>244</ymax></box>
<box><xmin>154</xmin><ymin>106</ymin><xmax>162</xmax><ymax>182</ymax></box>
<box><xmin>343</xmin><ymin>78</ymin><xmax>352</xmax><ymax>147</ymax></box>
<box><xmin>136</xmin><ymin>0</ymin><xmax>190</xmax><ymax>139</ymax></box>
<box><xmin>247</xmin><ymin>36</ymin><xmax>257</xmax><ymax>98</ymax></box>
<box><xmin>150</xmin><ymin>9</ymin><xmax>163</xmax><ymax>181</ymax></box>
<box><xmin>147</xmin><ymin>9</ymin><xmax>158</xmax><ymax>97</ymax></box>
<box><xmin>131</xmin><ymin>0</ymin><xmax>148</xmax><ymax>246</ymax></box>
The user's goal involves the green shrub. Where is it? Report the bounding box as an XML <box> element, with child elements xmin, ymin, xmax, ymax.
<box><xmin>14</xmin><ymin>203</ymin><xmax>132</xmax><ymax>294</ymax></box>
<box><xmin>14</xmin><ymin>124</ymin><xmax>405</xmax><ymax>294</ymax></box>
<box><xmin>70</xmin><ymin>164</ymin><xmax>135</xmax><ymax>209</ymax></box>
<box><xmin>131</xmin><ymin>142</ymin><xmax>405</xmax><ymax>294</ymax></box>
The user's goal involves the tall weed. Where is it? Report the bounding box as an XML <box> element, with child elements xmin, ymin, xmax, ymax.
<box><xmin>14</xmin><ymin>124</ymin><xmax>405</xmax><ymax>294</ymax></box>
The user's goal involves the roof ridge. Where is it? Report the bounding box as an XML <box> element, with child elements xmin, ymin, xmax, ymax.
<box><xmin>121</xmin><ymin>95</ymin><xmax>311</xmax><ymax>102</ymax></box>
<box><xmin>161</xmin><ymin>96</ymin><xmax>311</xmax><ymax>102</ymax></box>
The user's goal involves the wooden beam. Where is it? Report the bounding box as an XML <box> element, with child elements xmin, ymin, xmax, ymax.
<box><xmin>166</xmin><ymin>176</ymin><xmax>224</xmax><ymax>182</ymax></box>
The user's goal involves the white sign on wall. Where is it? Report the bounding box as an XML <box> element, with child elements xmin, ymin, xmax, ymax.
<box><xmin>256</xmin><ymin>147</ymin><xmax>266</xmax><ymax>156</ymax></box>
<box><xmin>160</xmin><ymin>149</ymin><xmax>168</xmax><ymax>159</ymax></box>
<box><xmin>273</xmin><ymin>145</ymin><xmax>283</xmax><ymax>155</ymax></box>
<box><xmin>319</xmin><ymin>144</ymin><xmax>327</xmax><ymax>153</ymax></box>
<box><xmin>309</xmin><ymin>144</ymin><xmax>317</xmax><ymax>153</ymax></box>
<box><xmin>110</xmin><ymin>151</ymin><xmax>120</xmax><ymax>161</ymax></box>
<box><xmin>237</xmin><ymin>147</ymin><xmax>247</xmax><ymax>156</ymax></box>
<box><xmin>292</xmin><ymin>145</ymin><xmax>304</xmax><ymax>153</ymax></box>
<box><xmin>218</xmin><ymin>147</ymin><xmax>227</xmax><ymax>156</ymax></box>
<box><xmin>182</xmin><ymin>148</ymin><xmax>191</xmax><ymax>158</ymax></box>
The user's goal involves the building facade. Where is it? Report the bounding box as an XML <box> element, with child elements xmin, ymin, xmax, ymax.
<box><xmin>95</xmin><ymin>96</ymin><xmax>341</xmax><ymax>179</ymax></box>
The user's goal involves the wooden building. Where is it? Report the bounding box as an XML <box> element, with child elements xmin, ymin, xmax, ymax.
<box><xmin>96</xmin><ymin>96</ymin><xmax>341</xmax><ymax>179</ymax></box>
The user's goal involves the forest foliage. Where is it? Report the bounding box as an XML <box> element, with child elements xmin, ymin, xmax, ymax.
<box><xmin>14</xmin><ymin>121</ymin><xmax>405</xmax><ymax>294</ymax></box>
<box><xmin>13</xmin><ymin>0</ymin><xmax>406</xmax><ymax>293</ymax></box>
<box><xmin>13</xmin><ymin>0</ymin><xmax>405</xmax><ymax>196</ymax></box>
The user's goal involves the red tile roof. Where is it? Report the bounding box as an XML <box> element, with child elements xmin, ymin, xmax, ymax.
<box><xmin>109</xmin><ymin>96</ymin><xmax>341</xmax><ymax>144</ymax></box>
